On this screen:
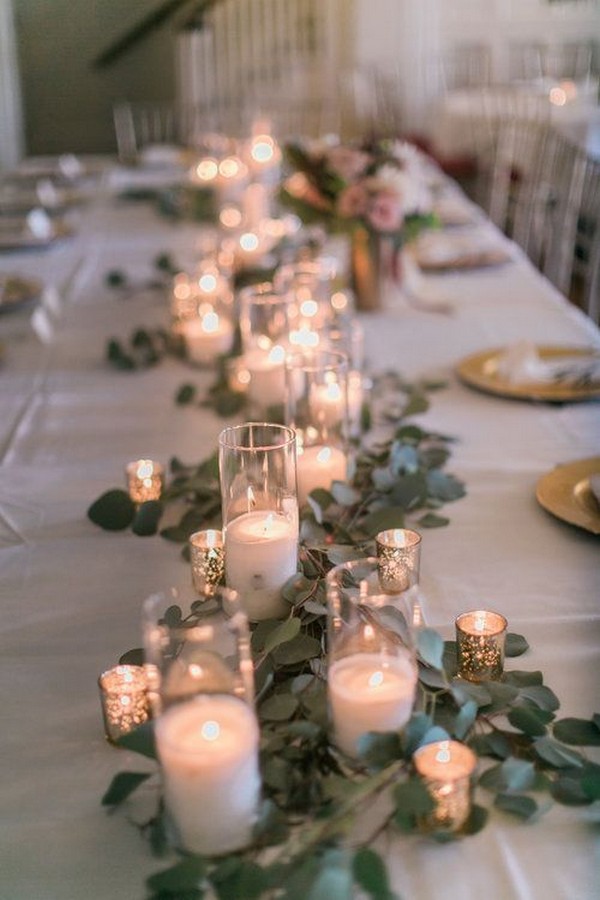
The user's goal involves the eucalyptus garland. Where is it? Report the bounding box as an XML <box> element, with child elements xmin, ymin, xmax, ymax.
<box><xmin>93</xmin><ymin>376</ymin><xmax>600</xmax><ymax>900</ymax></box>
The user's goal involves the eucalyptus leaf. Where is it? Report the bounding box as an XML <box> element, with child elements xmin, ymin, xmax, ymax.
<box><xmin>494</xmin><ymin>793</ymin><xmax>538</xmax><ymax>820</ymax></box>
<box><xmin>479</xmin><ymin>757</ymin><xmax>535</xmax><ymax>793</ymax></box>
<box><xmin>263</xmin><ymin>617</ymin><xmax>302</xmax><ymax>655</ymax></box>
<box><xmin>394</xmin><ymin>778</ymin><xmax>435</xmax><ymax>831</ymax></box>
<box><xmin>146</xmin><ymin>858</ymin><xmax>206</xmax><ymax>893</ymax></box>
<box><xmin>352</xmin><ymin>848</ymin><xmax>395</xmax><ymax>900</ymax></box>
<box><xmin>461</xmin><ymin>803</ymin><xmax>489</xmax><ymax>835</ymax></box>
<box><xmin>505</xmin><ymin>633</ymin><xmax>530</xmax><ymax>657</ymax></box>
<box><xmin>272</xmin><ymin>633</ymin><xmax>322</xmax><ymax>666</ymax></box>
<box><xmin>116</xmin><ymin>721</ymin><xmax>157</xmax><ymax>760</ymax></box>
<box><xmin>504</xmin><ymin>670</ymin><xmax>544</xmax><ymax>687</ymax></box>
<box><xmin>553</xmin><ymin>717</ymin><xmax>600</xmax><ymax>746</ymax></box>
<box><xmin>581</xmin><ymin>768</ymin><xmax>600</xmax><ymax>801</ymax></box>
<box><xmin>259</xmin><ymin>693</ymin><xmax>299</xmax><ymax>722</ymax></box>
<box><xmin>357</xmin><ymin>732</ymin><xmax>402</xmax><ymax>770</ymax></box>
<box><xmin>417</xmin><ymin>628</ymin><xmax>445</xmax><ymax>670</ymax></box>
<box><xmin>519</xmin><ymin>684</ymin><xmax>559</xmax><ymax>712</ymax></box>
<box><xmin>425</xmin><ymin>470</ymin><xmax>466</xmax><ymax>502</ymax></box>
<box><xmin>451</xmin><ymin>681</ymin><xmax>492</xmax><ymax>708</ymax></box>
<box><xmin>418</xmin><ymin>726</ymin><xmax>450</xmax><ymax>748</ymax></box>
<box><xmin>176</xmin><ymin>383</ymin><xmax>197</xmax><ymax>405</ymax></box>
<box><xmin>402</xmin><ymin>392</ymin><xmax>429</xmax><ymax>417</ymax></box>
<box><xmin>402</xmin><ymin>712</ymin><xmax>433</xmax><ymax>757</ymax></box>
<box><xmin>326</xmin><ymin>545</ymin><xmax>364</xmax><ymax>566</ymax></box>
<box><xmin>101</xmin><ymin>771</ymin><xmax>152</xmax><ymax>806</ymax></box>
<box><xmin>360</xmin><ymin>506</ymin><xmax>406</xmax><ymax>537</ymax></box>
<box><xmin>454</xmin><ymin>700</ymin><xmax>478</xmax><ymax>740</ymax></box>
<box><xmin>550</xmin><ymin>771</ymin><xmax>594</xmax><ymax>806</ymax></box>
<box><xmin>132</xmin><ymin>500</ymin><xmax>162</xmax><ymax>536</ymax></box>
<box><xmin>416</xmin><ymin>513</ymin><xmax>450</xmax><ymax>528</ymax></box>
<box><xmin>118</xmin><ymin>647</ymin><xmax>145</xmax><ymax>666</ymax></box>
<box><xmin>470</xmin><ymin>731</ymin><xmax>511</xmax><ymax>760</ymax></box>
<box><xmin>390</xmin><ymin>473</ymin><xmax>428</xmax><ymax>509</ymax></box>
<box><xmin>508</xmin><ymin>706</ymin><xmax>548</xmax><ymax>737</ymax></box>
<box><xmin>212</xmin><ymin>861</ymin><xmax>268</xmax><ymax>900</ymax></box>
<box><xmin>533</xmin><ymin>736</ymin><xmax>585</xmax><ymax>769</ymax></box>
<box><xmin>87</xmin><ymin>489</ymin><xmax>135</xmax><ymax>531</ymax></box>
<box><xmin>331</xmin><ymin>482</ymin><xmax>361</xmax><ymax>506</ymax></box>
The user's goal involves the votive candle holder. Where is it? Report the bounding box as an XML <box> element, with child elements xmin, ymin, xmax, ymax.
<box><xmin>189</xmin><ymin>529</ymin><xmax>225</xmax><ymax>594</ymax></box>
<box><xmin>98</xmin><ymin>664</ymin><xmax>150</xmax><ymax>743</ymax></box>
<box><xmin>126</xmin><ymin>459</ymin><xmax>164</xmax><ymax>504</ymax></box>
<box><xmin>413</xmin><ymin>739</ymin><xmax>477</xmax><ymax>832</ymax></box>
<box><xmin>455</xmin><ymin>609</ymin><xmax>508</xmax><ymax>682</ymax></box>
<box><xmin>376</xmin><ymin>528</ymin><xmax>422</xmax><ymax>594</ymax></box>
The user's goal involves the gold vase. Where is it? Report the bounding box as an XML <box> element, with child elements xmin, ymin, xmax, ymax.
<box><xmin>350</xmin><ymin>227</ymin><xmax>381</xmax><ymax>312</ymax></box>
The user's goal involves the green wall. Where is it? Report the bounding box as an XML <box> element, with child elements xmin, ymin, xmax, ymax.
<box><xmin>15</xmin><ymin>0</ymin><xmax>177</xmax><ymax>154</ymax></box>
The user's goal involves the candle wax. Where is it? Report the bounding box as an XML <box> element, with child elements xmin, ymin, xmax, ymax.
<box><xmin>181</xmin><ymin>315</ymin><xmax>234</xmax><ymax>365</ymax></box>
<box><xmin>296</xmin><ymin>444</ymin><xmax>347</xmax><ymax>507</ymax></box>
<box><xmin>245</xmin><ymin>348</ymin><xmax>286</xmax><ymax>409</ymax></box>
<box><xmin>328</xmin><ymin>651</ymin><xmax>417</xmax><ymax>757</ymax></box>
<box><xmin>225</xmin><ymin>510</ymin><xmax>298</xmax><ymax>620</ymax></box>
<box><xmin>156</xmin><ymin>694</ymin><xmax>260</xmax><ymax>856</ymax></box>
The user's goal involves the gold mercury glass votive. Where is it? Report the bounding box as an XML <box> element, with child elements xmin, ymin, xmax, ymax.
<box><xmin>189</xmin><ymin>529</ymin><xmax>225</xmax><ymax>594</ymax></box>
<box><xmin>413</xmin><ymin>739</ymin><xmax>477</xmax><ymax>832</ymax></box>
<box><xmin>375</xmin><ymin>528</ymin><xmax>422</xmax><ymax>593</ymax></box>
<box><xmin>455</xmin><ymin>609</ymin><xmax>508</xmax><ymax>682</ymax></box>
<box><xmin>98</xmin><ymin>664</ymin><xmax>150</xmax><ymax>743</ymax></box>
<box><xmin>126</xmin><ymin>459</ymin><xmax>164</xmax><ymax>504</ymax></box>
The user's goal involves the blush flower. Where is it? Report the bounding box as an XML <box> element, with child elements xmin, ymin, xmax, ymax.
<box><xmin>325</xmin><ymin>146</ymin><xmax>372</xmax><ymax>182</ymax></box>
<box><xmin>366</xmin><ymin>189</ymin><xmax>403</xmax><ymax>233</ymax></box>
<box><xmin>337</xmin><ymin>183</ymin><xmax>369</xmax><ymax>219</ymax></box>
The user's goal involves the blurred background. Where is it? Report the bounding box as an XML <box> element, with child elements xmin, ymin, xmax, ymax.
<box><xmin>2</xmin><ymin>0</ymin><xmax>599</xmax><ymax>166</ymax></box>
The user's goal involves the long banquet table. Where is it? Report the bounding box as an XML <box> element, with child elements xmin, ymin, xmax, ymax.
<box><xmin>1</xmin><ymin>164</ymin><xmax>599</xmax><ymax>900</ymax></box>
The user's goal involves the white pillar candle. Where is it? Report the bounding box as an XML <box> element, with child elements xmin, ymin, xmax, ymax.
<box><xmin>245</xmin><ymin>345</ymin><xmax>286</xmax><ymax>409</ymax></box>
<box><xmin>329</xmin><ymin>651</ymin><xmax>417</xmax><ymax>757</ymax></box>
<box><xmin>347</xmin><ymin>370</ymin><xmax>364</xmax><ymax>436</ymax></box>
<box><xmin>225</xmin><ymin>510</ymin><xmax>298</xmax><ymax>620</ymax></box>
<box><xmin>242</xmin><ymin>182</ymin><xmax>270</xmax><ymax>230</ymax></box>
<box><xmin>296</xmin><ymin>444</ymin><xmax>347</xmax><ymax>506</ymax></box>
<box><xmin>156</xmin><ymin>694</ymin><xmax>260</xmax><ymax>856</ymax></box>
<box><xmin>181</xmin><ymin>311</ymin><xmax>234</xmax><ymax>365</ymax></box>
<box><xmin>309</xmin><ymin>380</ymin><xmax>345</xmax><ymax>428</ymax></box>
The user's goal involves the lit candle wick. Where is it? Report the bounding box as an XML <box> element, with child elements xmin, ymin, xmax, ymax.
<box><xmin>368</xmin><ymin>670</ymin><xmax>384</xmax><ymax>688</ymax></box>
<box><xmin>201</xmin><ymin>720</ymin><xmax>220</xmax><ymax>741</ymax></box>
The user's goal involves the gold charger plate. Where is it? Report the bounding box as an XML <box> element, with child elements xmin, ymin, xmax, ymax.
<box><xmin>418</xmin><ymin>247</ymin><xmax>511</xmax><ymax>271</ymax></box>
<box><xmin>536</xmin><ymin>457</ymin><xmax>600</xmax><ymax>535</ymax></box>
<box><xmin>457</xmin><ymin>345</ymin><xmax>600</xmax><ymax>403</ymax></box>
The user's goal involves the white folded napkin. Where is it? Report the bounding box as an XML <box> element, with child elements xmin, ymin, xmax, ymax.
<box><xmin>25</xmin><ymin>208</ymin><xmax>54</xmax><ymax>240</ymax></box>
<box><xmin>496</xmin><ymin>341</ymin><xmax>600</xmax><ymax>385</ymax></box>
<box><xmin>58</xmin><ymin>154</ymin><xmax>83</xmax><ymax>179</ymax></box>
<box><xmin>36</xmin><ymin>179</ymin><xmax>60</xmax><ymax>208</ymax></box>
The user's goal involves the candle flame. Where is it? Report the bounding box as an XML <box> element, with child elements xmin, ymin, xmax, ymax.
<box><xmin>201</xmin><ymin>720</ymin><xmax>220</xmax><ymax>741</ymax></box>
<box><xmin>201</xmin><ymin>311</ymin><xmax>220</xmax><ymax>334</ymax></box>
<box><xmin>240</xmin><ymin>232</ymin><xmax>259</xmax><ymax>252</ymax></box>
<box><xmin>368</xmin><ymin>670</ymin><xmax>384</xmax><ymax>688</ymax></box>
<box><xmin>392</xmin><ymin>529</ymin><xmax>407</xmax><ymax>547</ymax></box>
<box><xmin>220</xmin><ymin>206</ymin><xmax>242</xmax><ymax>228</ymax></box>
<box><xmin>263</xmin><ymin>513</ymin><xmax>274</xmax><ymax>534</ymax></box>
<box><xmin>198</xmin><ymin>273</ymin><xmax>217</xmax><ymax>293</ymax></box>
<box><xmin>474</xmin><ymin>614</ymin><xmax>486</xmax><ymax>633</ymax></box>
<box><xmin>300</xmin><ymin>299</ymin><xmax>318</xmax><ymax>318</ymax></box>
<box><xmin>268</xmin><ymin>345</ymin><xmax>285</xmax><ymax>364</ymax></box>
<box><xmin>331</xmin><ymin>291</ymin><xmax>348</xmax><ymax>311</ymax></box>
<box><xmin>219</xmin><ymin>157</ymin><xmax>241</xmax><ymax>178</ymax></box>
<box><xmin>196</xmin><ymin>159</ymin><xmax>218</xmax><ymax>181</ymax></box>
<box><xmin>316</xmin><ymin>446</ymin><xmax>332</xmax><ymax>464</ymax></box>
<box><xmin>251</xmin><ymin>135</ymin><xmax>275</xmax><ymax>163</ymax></box>
<box><xmin>136</xmin><ymin>460</ymin><xmax>154</xmax><ymax>479</ymax></box>
<box><xmin>189</xmin><ymin>664</ymin><xmax>203</xmax><ymax>678</ymax></box>
<box><xmin>206</xmin><ymin>529</ymin><xmax>218</xmax><ymax>548</ymax></box>
<box><xmin>324</xmin><ymin>382</ymin><xmax>342</xmax><ymax>402</ymax></box>
<box><xmin>174</xmin><ymin>282</ymin><xmax>191</xmax><ymax>300</ymax></box>
<box><xmin>435</xmin><ymin>741</ymin><xmax>451</xmax><ymax>764</ymax></box>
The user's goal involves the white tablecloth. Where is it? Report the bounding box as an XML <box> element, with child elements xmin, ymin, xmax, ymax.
<box><xmin>1</xmin><ymin>178</ymin><xmax>599</xmax><ymax>900</ymax></box>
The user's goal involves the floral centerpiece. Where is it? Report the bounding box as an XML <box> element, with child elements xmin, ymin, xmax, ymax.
<box><xmin>279</xmin><ymin>139</ymin><xmax>437</xmax><ymax>310</ymax></box>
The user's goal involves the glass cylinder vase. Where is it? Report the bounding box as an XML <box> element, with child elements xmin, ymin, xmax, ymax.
<box><xmin>325</xmin><ymin>557</ymin><xmax>417</xmax><ymax>758</ymax></box>
<box><xmin>218</xmin><ymin>423</ymin><xmax>299</xmax><ymax>621</ymax></box>
<box><xmin>239</xmin><ymin>283</ymin><xmax>292</xmax><ymax>415</ymax></box>
<box><xmin>143</xmin><ymin>585</ymin><xmax>260</xmax><ymax>857</ymax></box>
<box><xmin>284</xmin><ymin>349</ymin><xmax>349</xmax><ymax>508</ymax></box>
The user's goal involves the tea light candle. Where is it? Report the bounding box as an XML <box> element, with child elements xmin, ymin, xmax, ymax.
<box><xmin>245</xmin><ymin>345</ymin><xmax>287</xmax><ymax>409</ymax></box>
<box><xmin>328</xmin><ymin>650</ymin><xmax>417</xmax><ymax>757</ymax></box>
<box><xmin>309</xmin><ymin>379</ymin><xmax>345</xmax><ymax>428</ymax></box>
<box><xmin>98</xmin><ymin>665</ymin><xmax>149</xmax><ymax>743</ymax></box>
<box><xmin>413</xmin><ymin>739</ymin><xmax>477</xmax><ymax>831</ymax></box>
<box><xmin>225</xmin><ymin>510</ymin><xmax>298</xmax><ymax>620</ymax></box>
<box><xmin>189</xmin><ymin>529</ymin><xmax>225</xmax><ymax>594</ymax></box>
<box><xmin>226</xmin><ymin>356</ymin><xmax>251</xmax><ymax>394</ymax></box>
<box><xmin>456</xmin><ymin>610</ymin><xmax>508</xmax><ymax>682</ymax></box>
<box><xmin>181</xmin><ymin>310</ymin><xmax>234</xmax><ymax>365</ymax></box>
<box><xmin>376</xmin><ymin>528</ymin><xmax>422</xmax><ymax>594</ymax></box>
<box><xmin>296</xmin><ymin>444</ymin><xmax>347</xmax><ymax>507</ymax></box>
<box><xmin>126</xmin><ymin>459</ymin><xmax>164</xmax><ymax>504</ymax></box>
<box><xmin>156</xmin><ymin>694</ymin><xmax>260</xmax><ymax>855</ymax></box>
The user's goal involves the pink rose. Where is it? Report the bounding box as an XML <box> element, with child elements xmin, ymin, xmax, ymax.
<box><xmin>366</xmin><ymin>189</ymin><xmax>403</xmax><ymax>233</ymax></box>
<box><xmin>337</xmin><ymin>183</ymin><xmax>369</xmax><ymax>219</ymax></box>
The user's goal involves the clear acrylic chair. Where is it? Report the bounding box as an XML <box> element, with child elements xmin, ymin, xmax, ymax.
<box><xmin>571</xmin><ymin>155</ymin><xmax>600</xmax><ymax>324</ymax></box>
